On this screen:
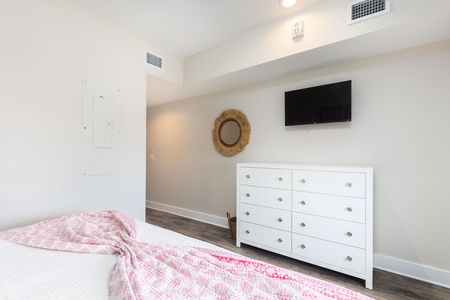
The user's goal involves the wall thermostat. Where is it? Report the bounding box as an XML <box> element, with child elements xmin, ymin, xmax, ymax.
<box><xmin>292</xmin><ymin>20</ymin><xmax>304</xmax><ymax>39</ymax></box>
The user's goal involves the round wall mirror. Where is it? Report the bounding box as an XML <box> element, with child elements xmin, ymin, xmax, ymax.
<box><xmin>212</xmin><ymin>109</ymin><xmax>251</xmax><ymax>156</ymax></box>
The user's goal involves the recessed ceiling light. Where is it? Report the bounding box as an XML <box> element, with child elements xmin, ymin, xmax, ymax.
<box><xmin>280</xmin><ymin>0</ymin><xmax>297</xmax><ymax>8</ymax></box>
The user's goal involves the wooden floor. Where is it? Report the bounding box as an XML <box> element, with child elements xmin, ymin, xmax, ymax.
<box><xmin>146</xmin><ymin>208</ymin><xmax>450</xmax><ymax>300</ymax></box>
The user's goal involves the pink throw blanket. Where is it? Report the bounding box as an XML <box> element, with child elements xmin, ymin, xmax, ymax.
<box><xmin>0</xmin><ymin>210</ymin><xmax>373</xmax><ymax>300</ymax></box>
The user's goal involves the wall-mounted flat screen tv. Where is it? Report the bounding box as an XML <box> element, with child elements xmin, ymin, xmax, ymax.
<box><xmin>285</xmin><ymin>80</ymin><xmax>351</xmax><ymax>126</ymax></box>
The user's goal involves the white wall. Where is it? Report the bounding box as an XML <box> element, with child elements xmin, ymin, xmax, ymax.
<box><xmin>0</xmin><ymin>0</ymin><xmax>147</xmax><ymax>230</ymax></box>
<box><xmin>147</xmin><ymin>39</ymin><xmax>450</xmax><ymax>286</ymax></box>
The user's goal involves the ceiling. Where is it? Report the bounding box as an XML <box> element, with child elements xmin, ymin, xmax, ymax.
<box><xmin>71</xmin><ymin>0</ymin><xmax>325</xmax><ymax>57</ymax></box>
<box><xmin>70</xmin><ymin>0</ymin><xmax>450</xmax><ymax>106</ymax></box>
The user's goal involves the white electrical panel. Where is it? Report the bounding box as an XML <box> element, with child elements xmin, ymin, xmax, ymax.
<box><xmin>82</xmin><ymin>80</ymin><xmax>121</xmax><ymax>176</ymax></box>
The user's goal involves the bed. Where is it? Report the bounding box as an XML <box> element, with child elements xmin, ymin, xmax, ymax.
<box><xmin>0</xmin><ymin>210</ymin><xmax>372</xmax><ymax>299</ymax></box>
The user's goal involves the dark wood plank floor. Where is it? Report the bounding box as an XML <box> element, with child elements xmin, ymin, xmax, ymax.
<box><xmin>145</xmin><ymin>208</ymin><xmax>450</xmax><ymax>300</ymax></box>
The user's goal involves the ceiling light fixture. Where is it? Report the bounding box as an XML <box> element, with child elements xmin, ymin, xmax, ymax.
<box><xmin>280</xmin><ymin>0</ymin><xmax>297</xmax><ymax>8</ymax></box>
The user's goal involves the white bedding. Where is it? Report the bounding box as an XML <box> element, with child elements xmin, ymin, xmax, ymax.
<box><xmin>0</xmin><ymin>214</ymin><xmax>372</xmax><ymax>300</ymax></box>
<box><xmin>0</xmin><ymin>220</ymin><xmax>226</xmax><ymax>300</ymax></box>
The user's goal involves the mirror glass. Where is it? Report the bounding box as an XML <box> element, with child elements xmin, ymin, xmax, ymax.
<box><xmin>220</xmin><ymin>120</ymin><xmax>241</xmax><ymax>146</ymax></box>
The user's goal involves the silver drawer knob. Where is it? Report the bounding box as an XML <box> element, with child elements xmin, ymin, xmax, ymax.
<box><xmin>346</xmin><ymin>182</ymin><xmax>353</xmax><ymax>187</ymax></box>
<box><xmin>278</xmin><ymin>197</ymin><xmax>283</xmax><ymax>202</ymax></box>
<box><xmin>300</xmin><ymin>222</ymin><xmax>306</xmax><ymax>227</ymax></box>
<box><xmin>246</xmin><ymin>193</ymin><xmax>250</xmax><ymax>197</ymax></box>
<box><xmin>301</xmin><ymin>179</ymin><xmax>306</xmax><ymax>183</ymax></box>
<box><xmin>278</xmin><ymin>238</ymin><xmax>283</xmax><ymax>243</ymax></box>
<box><xmin>347</xmin><ymin>232</ymin><xmax>353</xmax><ymax>237</ymax></box>
<box><xmin>245</xmin><ymin>211</ymin><xmax>250</xmax><ymax>216</ymax></box>
<box><xmin>278</xmin><ymin>177</ymin><xmax>283</xmax><ymax>181</ymax></box>
<box><xmin>346</xmin><ymin>256</ymin><xmax>353</xmax><ymax>262</ymax></box>
<box><xmin>300</xmin><ymin>244</ymin><xmax>306</xmax><ymax>249</ymax></box>
<box><xmin>300</xmin><ymin>201</ymin><xmax>306</xmax><ymax>205</ymax></box>
<box><xmin>245</xmin><ymin>230</ymin><xmax>250</xmax><ymax>234</ymax></box>
<box><xmin>246</xmin><ymin>175</ymin><xmax>250</xmax><ymax>179</ymax></box>
<box><xmin>278</xmin><ymin>218</ymin><xmax>283</xmax><ymax>222</ymax></box>
<box><xmin>346</xmin><ymin>207</ymin><xmax>353</xmax><ymax>212</ymax></box>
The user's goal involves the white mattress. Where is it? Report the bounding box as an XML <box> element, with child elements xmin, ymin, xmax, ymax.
<box><xmin>0</xmin><ymin>220</ymin><xmax>227</xmax><ymax>300</ymax></box>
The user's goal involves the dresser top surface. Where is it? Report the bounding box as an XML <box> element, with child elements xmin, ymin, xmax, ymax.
<box><xmin>236</xmin><ymin>163</ymin><xmax>373</xmax><ymax>174</ymax></box>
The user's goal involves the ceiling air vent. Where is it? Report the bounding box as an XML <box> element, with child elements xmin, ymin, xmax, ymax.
<box><xmin>146</xmin><ymin>51</ymin><xmax>163</xmax><ymax>69</ymax></box>
<box><xmin>348</xmin><ymin>0</ymin><xmax>390</xmax><ymax>24</ymax></box>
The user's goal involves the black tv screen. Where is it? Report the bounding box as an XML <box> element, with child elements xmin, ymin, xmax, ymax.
<box><xmin>285</xmin><ymin>80</ymin><xmax>351</xmax><ymax>126</ymax></box>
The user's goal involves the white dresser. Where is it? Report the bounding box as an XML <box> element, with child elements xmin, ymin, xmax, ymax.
<box><xmin>236</xmin><ymin>163</ymin><xmax>373</xmax><ymax>289</ymax></box>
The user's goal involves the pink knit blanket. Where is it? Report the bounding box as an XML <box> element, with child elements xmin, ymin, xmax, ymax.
<box><xmin>0</xmin><ymin>210</ymin><xmax>373</xmax><ymax>300</ymax></box>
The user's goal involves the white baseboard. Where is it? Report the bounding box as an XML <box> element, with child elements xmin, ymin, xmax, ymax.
<box><xmin>146</xmin><ymin>200</ymin><xmax>229</xmax><ymax>228</ymax></box>
<box><xmin>146</xmin><ymin>200</ymin><xmax>450</xmax><ymax>289</ymax></box>
<box><xmin>374</xmin><ymin>253</ymin><xmax>450</xmax><ymax>289</ymax></box>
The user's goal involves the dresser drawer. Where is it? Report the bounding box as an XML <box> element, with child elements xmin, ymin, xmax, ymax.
<box><xmin>292</xmin><ymin>191</ymin><xmax>365</xmax><ymax>223</ymax></box>
<box><xmin>239</xmin><ymin>203</ymin><xmax>291</xmax><ymax>231</ymax></box>
<box><xmin>239</xmin><ymin>185</ymin><xmax>291</xmax><ymax>210</ymax></box>
<box><xmin>239</xmin><ymin>221</ymin><xmax>291</xmax><ymax>253</ymax></box>
<box><xmin>292</xmin><ymin>234</ymin><xmax>366</xmax><ymax>274</ymax></box>
<box><xmin>292</xmin><ymin>170</ymin><xmax>365</xmax><ymax>198</ymax></box>
<box><xmin>292</xmin><ymin>213</ymin><xmax>366</xmax><ymax>248</ymax></box>
<box><xmin>240</xmin><ymin>167</ymin><xmax>291</xmax><ymax>190</ymax></box>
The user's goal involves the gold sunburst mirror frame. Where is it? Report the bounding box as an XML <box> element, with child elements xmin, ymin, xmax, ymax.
<box><xmin>212</xmin><ymin>109</ymin><xmax>251</xmax><ymax>156</ymax></box>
